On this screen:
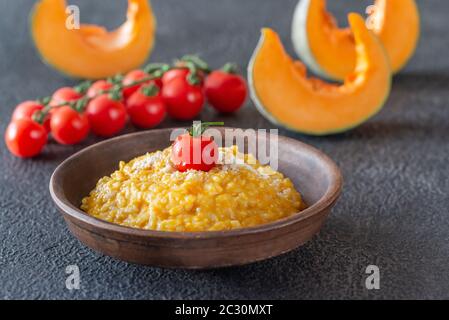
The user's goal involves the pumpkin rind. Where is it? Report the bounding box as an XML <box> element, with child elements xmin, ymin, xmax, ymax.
<box><xmin>31</xmin><ymin>0</ymin><xmax>156</xmax><ymax>79</ymax></box>
<box><xmin>248</xmin><ymin>14</ymin><xmax>391</xmax><ymax>135</ymax></box>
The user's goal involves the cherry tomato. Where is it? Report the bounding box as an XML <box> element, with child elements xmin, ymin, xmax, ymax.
<box><xmin>50</xmin><ymin>87</ymin><xmax>83</xmax><ymax>106</ymax></box>
<box><xmin>171</xmin><ymin>133</ymin><xmax>218</xmax><ymax>172</ymax></box>
<box><xmin>5</xmin><ymin>119</ymin><xmax>47</xmax><ymax>158</ymax></box>
<box><xmin>87</xmin><ymin>80</ymin><xmax>114</xmax><ymax>99</ymax></box>
<box><xmin>162</xmin><ymin>68</ymin><xmax>204</xmax><ymax>86</ymax></box>
<box><xmin>12</xmin><ymin>101</ymin><xmax>43</xmax><ymax>121</ymax></box>
<box><xmin>162</xmin><ymin>68</ymin><xmax>189</xmax><ymax>86</ymax></box>
<box><xmin>48</xmin><ymin>87</ymin><xmax>84</xmax><ymax>132</ymax></box>
<box><xmin>161</xmin><ymin>77</ymin><xmax>204</xmax><ymax>120</ymax></box>
<box><xmin>86</xmin><ymin>94</ymin><xmax>127</xmax><ymax>137</ymax></box>
<box><xmin>204</xmin><ymin>70</ymin><xmax>247</xmax><ymax>113</ymax></box>
<box><xmin>126</xmin><ymin>86</ymin><xmax>166</xmax><ymax>129</ymax></box>
<box><xmin>11</xmin><ymin>100</ymin><xmax>51</xmax><ymax>132</ymax></box>
<box><xmin>153</xmin><ymin>77</ymin><xmax>163</xmax><ymax>89</ymax></box>
<box><xmin>50</xmin><ymin>106</ymin><xmax>90</xmax><ymax>145</ymax></box>
<box><xmin>122</xmin><ymin>70</ymin><xmax>154</xmax><ymax>100</ymax></box>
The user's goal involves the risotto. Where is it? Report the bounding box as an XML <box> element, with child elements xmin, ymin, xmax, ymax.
<box><xmin>81</xmin><ymin>146</ymin><xmax>305</xmax><ymax>232</ymax></box>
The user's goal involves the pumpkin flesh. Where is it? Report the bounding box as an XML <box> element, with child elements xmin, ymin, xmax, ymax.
<box><xmin>31</xmin><ymin>0</ymin><xmax>156</xmax><ymax>79</ymax></box>
<box><xmin>292</xmin><ymin>0</ymin><xmax>420</xmax><ymax>80</ymax></box>
<box><xmin>249</xmin><ymin>14</ymin><xmax>391</xmax><ymax>135</ymax></box>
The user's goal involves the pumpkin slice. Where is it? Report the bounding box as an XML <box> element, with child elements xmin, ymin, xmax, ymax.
<box><xmin>292</xmin><ymin>0</ymin><xmax>420</xmax><ymax>80</ymax></box>
<box><xmin>31</xmin><ymin>0</ymin><xmax>156</xmax><ymax>79</ymax></box>
<box><xmin>248</xmin><ymin>14</ymin><xmax>391</xmax><ymax>135</ymax></box>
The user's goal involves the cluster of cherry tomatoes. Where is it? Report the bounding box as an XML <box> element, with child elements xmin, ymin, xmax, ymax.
<box><xmin>4</xmin><ymin>56</ymin><xmax>248</xmax><ymax>158</ymax></box>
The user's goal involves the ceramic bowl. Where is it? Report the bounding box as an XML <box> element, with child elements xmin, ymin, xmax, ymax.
<box><xmin>50</xmin><ymin>128</ymin><xmax>342</xmax><ymax>269</ymax></box>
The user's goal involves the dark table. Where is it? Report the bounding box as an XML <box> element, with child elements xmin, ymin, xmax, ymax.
<box><xmin>1</xmin><ymin>0</ymin><xmax>448</xmax><ymax>299</ymax></box>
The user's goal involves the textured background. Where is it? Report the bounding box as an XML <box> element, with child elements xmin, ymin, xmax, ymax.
<box><xmin>1</xmin><ymin>0</ymin><xmax>448</xmax><ymax>299</ymax></box>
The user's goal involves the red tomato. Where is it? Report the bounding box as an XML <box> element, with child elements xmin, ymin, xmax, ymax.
<box><xmin>161</xmin><ymin>77</ymin><xmax>204</xmax><ymax>120</ymax></box>
<box><xmin>42</xmin><ymin>108</ymin><xmax>63</xmax><ymax>135</ymax></box>
<box><xmin>51</xmin><ymin>87</ymin><xmax>83</xmax><ymax>106</ymax></box>
<box><xmin>153</xmin><ymin>77</ymin><xmax>163</xmax><ymax>89</ymax></box>
<box><xmin>162</xmin><ymin>68</ymin><xmax>189</xmax><ymax>85</ymax></box>
<box><xmin>12</xmin><ymin>101</ymin><xmax>43</xmax><ymax>121</ymax></box>
<box><xmin>86</xmin><ymin>95</ymin><xmax>127</xmax><ymax>137</ymax></box>
<box><xmin>50</xmin><ymin>106</ymin><xmax>90</xmax><ymax>145</ymax></box>
<box><xmin>12</xmin><ymin>101</ymin><xmax>52</xmax><ymax>133</ymax></box>
<box><xmin>87</xmin><ymin>80</ymin><xmax>114</xmax><ymax>99</ymax></box>
<box><xmin>126</xmin><ymin>87</ymin><xmax>166</xmax><ymax>129</ymax></box>
<box><xmin>5</xmin><ymin>119</ymin><xmax>47</xmax><ymax>158</ymax></box>
<box><xmin>122</xmin><ymin>70</ymin><xmax>153</xmax><ymax>100</ymax></box>
<box><xmin>204</xmin><ymin>70</ymin><xmax>247</xmax><ymax>113</ymax></box>
<box><xmin>171</xmin><ymin>133</ymin><xmax>218</xmax><ymax>172</ymax></box>
<box><xmin>162</xmin><ymin>68</ymin><xmax>204</xmax><ymax>86</ymax></box>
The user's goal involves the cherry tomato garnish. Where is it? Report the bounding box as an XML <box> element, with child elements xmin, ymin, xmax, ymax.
<box><xmin>171</xmin><ymin>133</ymin><xmax>218</xmax><ymax>172</ymax></box>
<box><xmin>204</xmin><ymin>69</ymin><xmax>247</xmax><ymax>113</ymax></box>
<box><xmin>126</xmin><ymin>85</ymin><xmax>166</xmax><ymax>129</ymax></box>
<box><xmin>86</xmin><ymin>94</ymin><xmax>127</xmax><ymax>137</ymax></box>
<box><xmin>170</xmin><ymin>122</ymin><xmax>223</xmax><ymax>172</ymax></box>
<box><xmin>50</xmin><ymin>87</ymin><xmax>83</xmax><ymax>106</ymax></box>
<box><xmin>87</xmin><ymin>80</ymin><xmax>114</xmax><ymax>99</ymax></box>
<box><xmin>50</xmin><ymin>106</ymin><xmax>90</xmax><ymax>145</ymax></box>
<box><xmin>161</xmin><ymin>77</ymin><xmax>204</xmax><ymax>121</ymax></box>
<box><xmin>5</xmin><ymin>119</ymin><xmax>47</xmax><ymax>158</ymax></box>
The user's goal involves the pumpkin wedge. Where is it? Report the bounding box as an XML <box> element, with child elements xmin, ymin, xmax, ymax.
<box><xmin>292</xmin><ymin>0</ymin><xmax>420</xmax><ymax>80</ymax></box>
<box><xmin>248</xmin><ymin>14</ymin><xmax>391</xmax><ymax>135</ymax></box>
<box><xmin>31</xmin><ymin>0</ymin><xmax>156</xmax><ymax>79</ymax></box>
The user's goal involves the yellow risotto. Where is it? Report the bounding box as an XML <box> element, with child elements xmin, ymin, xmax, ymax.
<box><xmin>81</xmin><ymin>146</ymin><xmax>305</xmax><ymax>232</ymax></box>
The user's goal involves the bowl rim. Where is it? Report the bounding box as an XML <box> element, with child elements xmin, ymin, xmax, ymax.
<box><xmin>49</xmin><ymin>128</ymin><xmax>343</xmax><ymax>240</ymax></box>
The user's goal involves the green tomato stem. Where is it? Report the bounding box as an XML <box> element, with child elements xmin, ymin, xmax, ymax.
<box><xmin>189</xmin><ymin>121</ymin><xmax>224</xmax><ymax>137</ymax></box>
<box><xmin>221</xmin><ymin>62</ymin><xmax>238</xmax><ymax>74</ymax></box>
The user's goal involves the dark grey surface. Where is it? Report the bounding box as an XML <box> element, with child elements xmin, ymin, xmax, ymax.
<box><xmin>0</xmin><ymin>0</ymin><xmax>448</xmax><ymax>300</ymax></box>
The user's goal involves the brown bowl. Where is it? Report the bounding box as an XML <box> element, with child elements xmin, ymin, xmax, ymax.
<box><xmin>49</xmin><ymin>128</ymin><xmax>342</xmax><ymax>269</ymax></box>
